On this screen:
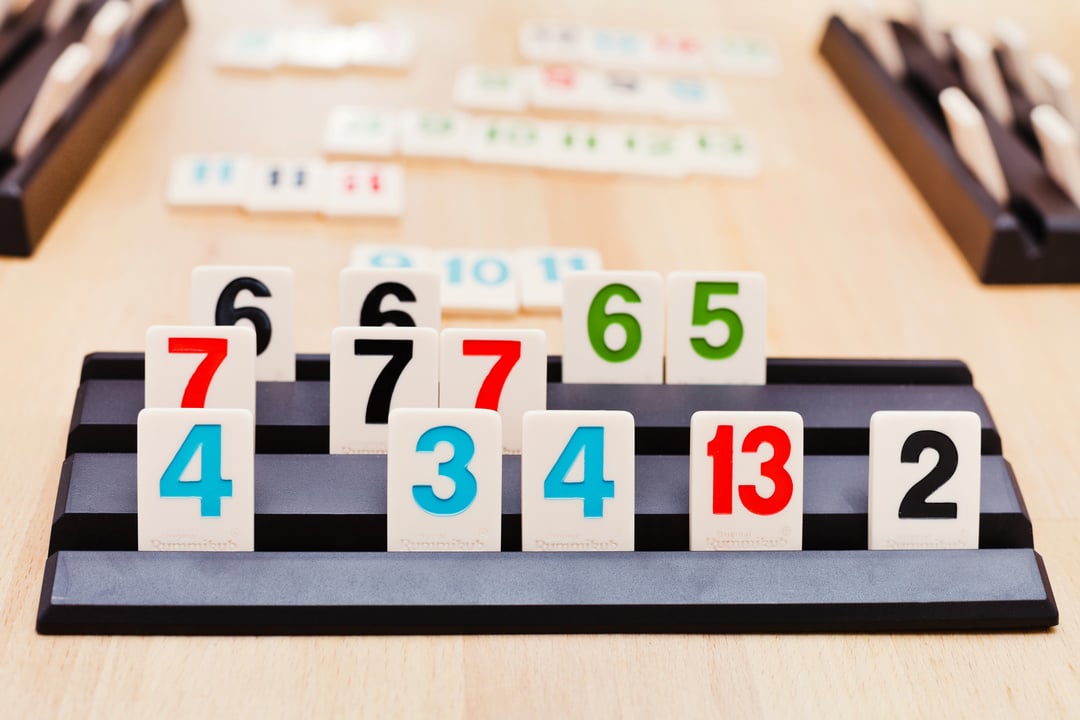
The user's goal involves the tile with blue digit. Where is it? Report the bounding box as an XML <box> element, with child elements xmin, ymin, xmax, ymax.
<box><xmin>584</xmin><ymin>28</ymin><xmax>651</xmax><ymax>69</ymax></box>
<box><xmin>515</xmin><ymin>246</ymin><xmax>603</xmax><ymax>311</ymax></box>
<box><xmin>660</xmin><ymin>77</ymin><xmax>729</xmax><ymax>121</ymax></box>
<box><xmin>521</xmin><ymin>410</ymin><xmax>635</xmax><ymax>551</ymax></box>
<box><xmin>689</xmin><ymin>410</ymin><xmax>804</xmax><ymax>551</ymax></box>
<box><xmin>244</xmin><ymin>158</ymin><xmax>326</xmax><ymax>213</ymax></box>
<box><xmin>350</xmin><ymin>244</ymin><xmax>434</xmax><ymax>271</ymax></box>
<box><xmin>166</xmin><ymin>154</ymin><xmax>251</xmax><ymax>208</ymax></box>
<box><xmin>386</xmin><ymin>408</ymin><xmax>502</xmax><ymax>551</ymax></box>
<box><xmin>137</xmin><ymin>408</ymin><xmax>255</xmax><ymax>552</ymax></box>
<box><xmin>330</xmin><ymin>326</ymin><xmax>439</xmax><ymax>454</ymax></box>
<box><xmin>439</xmin><ymin>328</ymin><xmax>547</xmax><ymax>452</ymax></box>
<box><xmin>437</xmin><ymin>249</ymin><xmax>519</xmax><ymax>314</ymax></box>
<box><xmin>191</xmin><ymin>266</ymin><xmax>297</xmax><ymax>381</ymax></box>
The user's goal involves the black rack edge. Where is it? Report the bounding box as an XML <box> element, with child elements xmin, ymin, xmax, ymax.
<box><xmin>818</xmin><ymin>15</ymin><xmax>1080</xmax><ymax>284</ymax></box>
<box><xmin>36</xmin><ymin>549</ymin><xmax>1059</xmax><ymax>634</ymax></box>
<box><xmin>0</xmin><ymin>0</ymin><xmax>188</xmax><ymax>256</ymax></box>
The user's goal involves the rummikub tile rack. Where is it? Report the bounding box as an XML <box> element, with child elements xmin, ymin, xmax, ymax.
<box><xmin>819</xmin><ymin>15</ymin><xmax>1080</xmax><ymax>284</ymax></box>
<box><xmin>37</xmin><ymin>353</ymin><xmax>1058</xmax><ymax>634</ymax></box>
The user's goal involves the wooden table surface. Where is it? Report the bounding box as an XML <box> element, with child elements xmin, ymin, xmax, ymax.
<box><xmin>2</xmin><ymin>0</ymin><xmax>1078</xmax><ymax>715</ymax></box>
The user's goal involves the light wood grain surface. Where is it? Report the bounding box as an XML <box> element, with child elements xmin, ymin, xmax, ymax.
<box><xmin>2</xmin><ymin>0</ymin><xmax>1079</xmax><ymax>716</ymax></box>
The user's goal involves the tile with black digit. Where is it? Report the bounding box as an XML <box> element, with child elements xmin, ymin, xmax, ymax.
<box><xmin>191</xmin><ymin>266</ymin><xmax>296</xmax><ymax>381</ymax></box>
<box><xmin>387</xmin><ymin>408</ymin><xmax>502</xmax><ymax>551</ymax></box>
<box><xmin>439</xmin><ymin>328</ymin><xmax>547</xmax><ymax>452</ymax></box>
<box><xmin>244</xmin><ymin>158</ymin><xmax>325</xmax><ymax>213</ymax></box>
<box><xmin>330</xmin><ymin>326</ymin><xmax>438</xmax><ymax>454</ymax></box>
<box><xmin>689</xmin><ymin>411</ymin><xmax>803</xmax><ymax>551</ymax></box>
<box><xmin>868</xmin><ymin>411</ymin><xmax>981</xmax><ymax>550</ymax></box>
<box><xmin>562</xmin><ymin>271</ymin><xmax>664</xmax><ymax>383</ymax></box>
<box><xmin>665</xmin><ymin>271</ymin><xmax>766</xmax><ymax>384</ymax></box>
<box><xmin>137</xmin><ymin>408</ymin><xmax>254</xmax><ymax>551</ymax></box>
<box><xmin>145</xmin><ymin>325</ymin><xmax>256</xmax><ymax>415</ymax></box>
<box><xmin>595</xmin><ymin>70</ymin><xmax>663</xmax><ymax>115</ymax></box>
<box><xmin>521</xmin><ymin>410</ymin><xmax>635</xmax><ymax>551</ymax></box>
<box><xmin>339</xmin><ymin>267</ymin><xmax>441</xmax><ymax>329</ymax></box>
